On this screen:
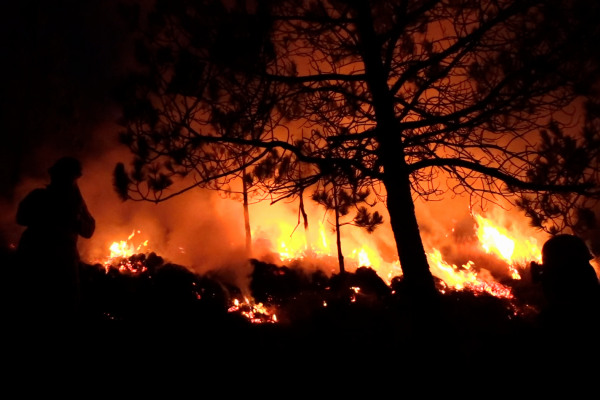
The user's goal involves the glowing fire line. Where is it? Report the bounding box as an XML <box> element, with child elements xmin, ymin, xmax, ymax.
<box><xmin>270</xmin><ymin>211</ymin><xmax>545</xmax><ymax>299</ymax></box>
<box><xmin>102</xmin><ymin>230</ymin><xmax>276</xmax><ymax>324</ymax></box>
<box><xmin>101</xmin><ymin>210</ymin><xmax>544</xmax><ymax>312</ymax></box>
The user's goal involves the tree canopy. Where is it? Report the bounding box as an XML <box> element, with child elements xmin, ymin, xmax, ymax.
<box><xmin>115</xmin><ymin>0</ymin><xmax>600</xmax><ymax>297</ymax></box>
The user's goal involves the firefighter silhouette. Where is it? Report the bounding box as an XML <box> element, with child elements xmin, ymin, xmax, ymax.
<box><xmin>16</xmin><ymin>157</ymin><xmax>95</xmax><ymax>319</ymax></box>
<box><xmin>530</xmin><ymin>234</ymin><xmax>600</xmax><ymax>331</ymax></box>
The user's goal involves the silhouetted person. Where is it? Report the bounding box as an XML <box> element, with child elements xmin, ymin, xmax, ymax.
<box><xmin>531</xmin><ymin>234</ymin><xmax>600</xmax><ymax>333</ymax></box>
<box><xmin>16</xmin><ymin>157</ymin><xmax>95</xmax><ymax>323</ymax></box>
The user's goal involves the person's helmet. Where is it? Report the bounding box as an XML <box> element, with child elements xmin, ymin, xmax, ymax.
<box><xmin>48</xmin><ymin>157</ymin><xmax>82</xmax><ymax>181</ymax></box>
<box><xmin>542</xmin><ymin>234</ymin><xmax>594</xmax><ymax>265</ymax></box>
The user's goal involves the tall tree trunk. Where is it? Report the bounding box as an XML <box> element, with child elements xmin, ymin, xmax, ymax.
<box><xmin>333</xmin><ymin>185</ymin><xmax>345</xmax><ymax>274</ymax></box>
<box><xmin>382</xmin><ymin>162</ymin><xmax>440</xmax><ymax>323</ymax></box>
<box><xmin>242</xmin><ymin>168</ymin><xmax>251</xmax><ymax>255</ymax></box>
<box><xmin>353</xmin><ymin>2</ymin><xmax>435</xmax><ymax>297</ymax></box>
<box><xmin>382</xmin><ymin>162</ymin><xmax>435</xmax><ymax>295</ymax></box>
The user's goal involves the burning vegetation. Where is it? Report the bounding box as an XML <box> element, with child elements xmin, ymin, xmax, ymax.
<box><xmin>89</xmin><ymin>210</ymin><xmax>547</xmax><ymax>326</ymax></box>
<box><xmin>4</xmin><ymin>201</ymin><xmax>596</xmax><ymax>377</ymax></box>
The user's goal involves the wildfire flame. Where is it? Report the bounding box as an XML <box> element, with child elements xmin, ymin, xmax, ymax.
<box><xmin>423</xmin><ymin>213</ymin><xmax>545</xmax><ymax>297</ymax></box>
<box><xmin>103</xmin><ymin>230</ymin><xmax>149</xmax><ymax>273</ymax></box>
<box><xmin>266</xmin><ymin>209</ymin><xmax>547</xmax><ymax>298</ymax></box>
<box><xmin>427</xmin><ymin>248</ymin><xmax>513</xmax><ymax>298</ymax></box>
<box><xmin>101</xmin><ymin>230</ymin><xmax>280</xmax><ymax>324</ymax></box>
<box><xmin>101</xmin><ymin>209</ymin><xmax>545</xmax><ymax>307</ymax></box>
<box><xmin>473</xmin><ymin>213</ymin><xmax>543</xmax><ymax>280</ymax></box>
<box><xmin>278</xmin><ymin>220</ymin><xmax>330</xmax><ymax>261</ymax></box>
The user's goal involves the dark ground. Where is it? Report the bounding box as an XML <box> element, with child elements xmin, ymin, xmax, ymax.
<box><xmin>0</xmin><ymin>246</ymin><xmax>597</xmax><ymax>389</ymax></box>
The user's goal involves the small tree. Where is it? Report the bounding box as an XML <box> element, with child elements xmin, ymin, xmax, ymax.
<box><xmin>311</xmin><ymin>178</ymin><xmax>383</xmax><ymax>273</ymax></box>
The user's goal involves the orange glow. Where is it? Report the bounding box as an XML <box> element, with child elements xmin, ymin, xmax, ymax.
<box><xmin>100</xmin><ymin>207</ymin><xmax>544</xmax><ymax>302</ymax></box>
<box><xmin>319</xmin><ymin>221</ymin><xmax>328</xmax><ymax>250</ymax></box>
<box><xmin>227</xmin><ymin>297</ymin><xmax>277</xmax><ymax>324</ymax></box>
<box><xmin>108</xmin><ymin>240</ymin><xmax>134</xmax><ymax>260</ymax></box>
<box><xmin>474</xmin><ymin>213</ymin><xmax>543</xmax><ymax>279</ymax></box>
<box><xmin>251</xmin><ymin>204</ymin><xmax>532</xmax><ymax>296</ymax></box>
<box><xmin>592</xmin><ymin>259</ymin><xmax>600</xmax><ymax>279</ymax></box>
<box><xmin>427</xmin><ymin>248</ymin><xmax>513</xmax><ymax>298</ymax></box>
<box><xmin>103</xmin><ymin>230</ymin><xmax>150</xmax><ymax>274</ymax></box>
<box><xmin>347</xmin><ymin>247</ymin><xmax>379</xmax><ymax>269</ymax></box>
<box><xmin>275</xmin><ymin>221</ymin><xmax>317</xmax><ymax>261</ymax></box>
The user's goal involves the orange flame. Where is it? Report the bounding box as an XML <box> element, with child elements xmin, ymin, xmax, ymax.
<box><xmin>473</xmin><ymin>213</ymin><xmax>543</xmax><ymax>279</ymax></box>
<box><xmin>265</xmin><ymin>209</ymin><xmax>523</xmax><ymax>296</ymax></box>
<box><xmin>103</xmin><ymin>230</ymin><xmax>150</xmax><ymax>274</ymax></box>
<box><xmin>426</xmin><ymin>248</ymin><xmax>513</xmax><ymax>298</ymax></box>
<box><xmin>102</xmin><ymin>207</ymin><xmax>544</xmax><ymax>301</ymax></box>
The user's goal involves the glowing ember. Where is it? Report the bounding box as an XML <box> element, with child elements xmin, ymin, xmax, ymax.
<box><xmin>227</xmin><ymin>297</ymin><xmax>277</xmax><ymax>324</ymax></box>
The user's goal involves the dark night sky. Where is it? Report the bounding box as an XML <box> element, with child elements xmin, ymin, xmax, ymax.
<box><xmin>0</xmin><ymin>0</ymin><xmax>132</xmax><ymax>199</ymax></box>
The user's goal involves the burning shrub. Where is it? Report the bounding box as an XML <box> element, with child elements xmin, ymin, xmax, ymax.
<box><xmin>248</xmin><ymin>259</ymin><xmax>328</xmax><ymax>323</ymax></box>
<box><xmin>249</xmin><ymin>259</ymin><xmax>401</xmax><ymax>325</ymax></box>
<box><xmin>250</xmin><ymin>259</ymin><xmax>328</xmax><ymax>305</ymax></box>
<box><xmin>80</xmin><ymin>253</ymin><xmax>231</xmax><ymax>324</ymax></box>
<box><xmin>153</xmin><ymin>263</ymin><xmax>228</xmax><ymax>313</ymax></box>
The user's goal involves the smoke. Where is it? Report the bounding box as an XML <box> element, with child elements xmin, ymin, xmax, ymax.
<box><xmin>0</xmin><ymin>129</ymin><xmax>256</xmax><ymax>290</ymax></box>
<box><xmin>0</xmin><ymin>0</ymin><xmax>255</xmax><ymax>278</ymax></box>
<box><xmin>0</xmin><ymin>0</ymin><xmax>133</xmax><ymax>200</ymax></box>
<box><xmin>0</xmin><ymin>0</ymin><xmax>255</xmax><ymax>286</ymax></box>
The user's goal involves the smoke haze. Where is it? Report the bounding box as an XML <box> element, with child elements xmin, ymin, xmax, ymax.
<box><xmin>1</xmin><ymin>0</ymin><xmax>597</xmax><ymax>287</ymax></box>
